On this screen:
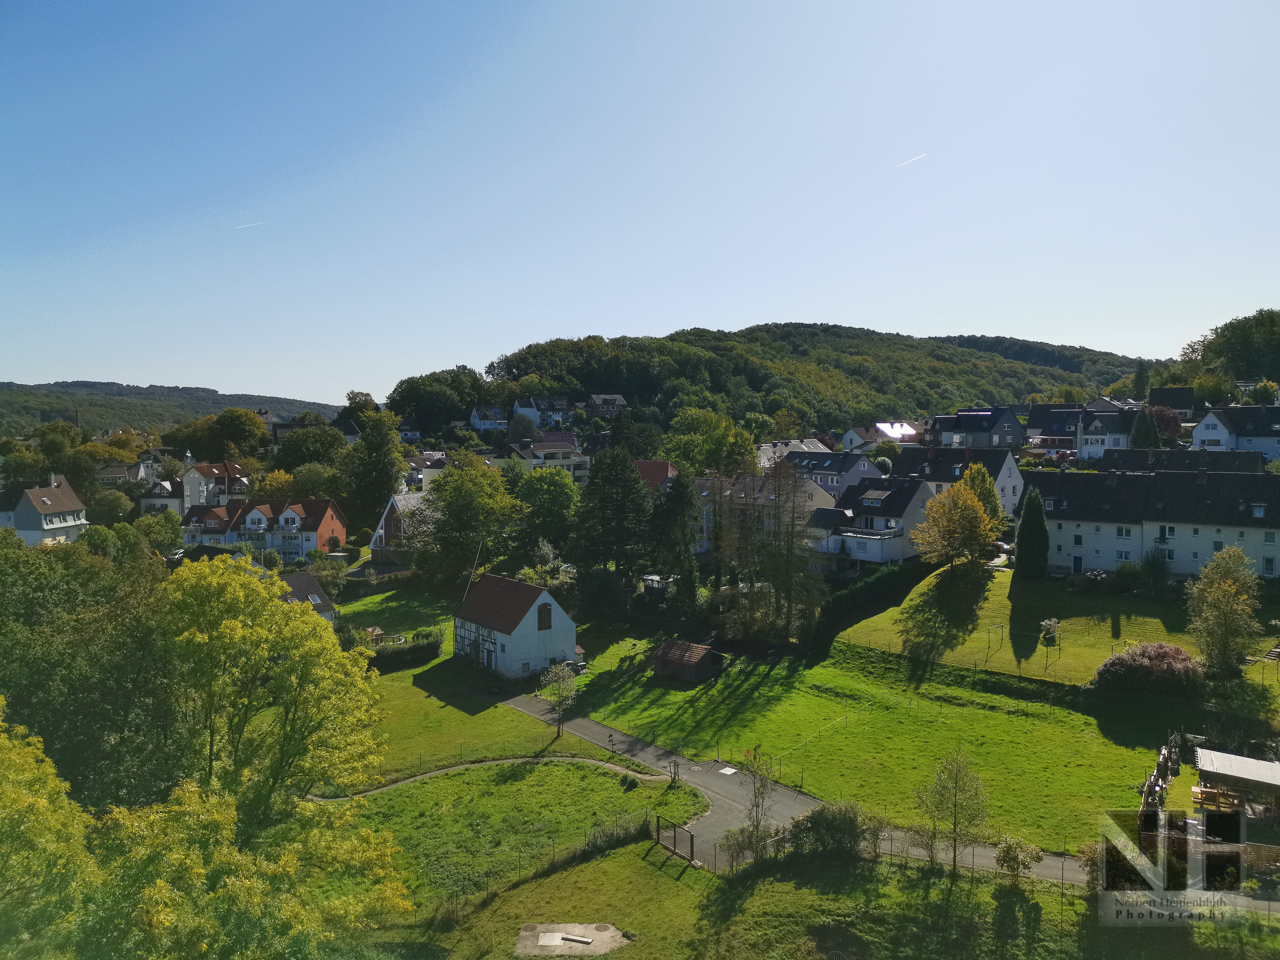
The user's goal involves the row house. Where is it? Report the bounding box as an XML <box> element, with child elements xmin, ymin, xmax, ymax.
<box><xmin>180</xmin><ymin>498</ymin><xmax>347</xmax><ymax>562</ymax></box>
<box><xmin>784</xmin><ymin>450</ymin><xmax>884</xmax><ymax>498</ymax></box>
<box><xmin>1022</xmin><ymin>469</ymin><xmax>1280</xmax><ymax>578</ymax></box>
<box><xmin>693</xmin><ymin>475</ymin><xmax>835</xmax><ymax>554</ymax></box>
<box><xmin>1097</xmin><ymin>448</ymin><xmax>1265</xmax><ymax>474</ymax></box>
<box><xmin>1191</xmin><ymin>406</ymin><xmax>1280</xmax><ymax>461</ymax></box>
<box><xmin>0</xmin><ymin>474</ymin><xmax>89</xmax><ymax>546</ymax></box>
<box><xmin>890</xmin><ymin>448</ymin><xmax>1023</xmax><ymax>519</ymax></box>
<box><xmin>512</xmin><ymin>395</ymin><xmax>573</xmax><ymax>429</ymax></box>
<box><xmin>925</xmin><ymin>407</ymin><xmax>1025</xmax><ymax>450</ymax></box>
<box><xmin>840</xmin><ymin>420</ymin><xmax>927</xmax><ymax>453</ymax></box>
<box><xmin>181</xmin><ymin>461</ymin><xmax>250</xmax><ymax>511</ymax></box>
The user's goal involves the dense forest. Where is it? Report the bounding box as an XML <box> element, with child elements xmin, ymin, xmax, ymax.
<box><xmin>0</xmin><ymin>381</ymin><xmax>340</xmax><ymax>436</ymax></box>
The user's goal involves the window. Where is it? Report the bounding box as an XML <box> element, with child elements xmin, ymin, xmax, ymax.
<box><xmin>992</xmin><ymin>434</ymin><xmax>1000</xmax><ymax>445</ymax></box>
<box><xmin>1111</xmin><ymin>437</ymin><xmax>1122</xmax><ymax>446</ymax></box>
<box><xmin>1192</xmin><ymin>551</ymin><xmax>1199</xmax><ymax>561</ymax></box>
<box><xmin>1116</xmin><ymin>550</ymin><xmax>1131</xmax><ymax>562</ymax></box>
<box><xmin>1094</xmin><ymin>548</ymin><xmax>1101</xmax><ymax>556</ymax></box>
<box><xmin>308</xmin><ymin>594</ymin><xmax>321</xmax><ymax>605</ymax></box>
<box><xmin>1094</xmin><ymin>525</ymin><xmax>1101</xmax><ymax>534</ymax></box>
<box><xmin>1073</xmin><ymin>535</ymin><xmax>1082</xmax><ymax>546</ymax></box>
<box><xmin>549</xmin><ymin>657</ymin><xmax>557</xmax><ymax>667</ymax></box>
<box><xmin>1193</xmin><ymin>527</ymin><xmax>1199</xmax><ymax>536</ymax></box>
<box><xmin>1115</xmin><ymin>526</ymin><xmax>1132</xmax><ymax>539</ymax></box>
<box><xmin>935</xmin><ymin>484</ymin><xmax>943</xmax><ymax>494</ymax></box>
<box><xmin>1239</xmin><ymin>531</ymin><xmax>1245</xmax><ymax>540</ymax></box>
<box><xmin>1246</xmin><ymin>438</ymin><xmax>1254</xmax><ymax>446</ymax></box>
<box><xmin>1001</xmin><ymin>486</ymin><xmax>1007</xmax><ymax>496</ymax></box>
<box><xmin>500</xmin><ymin>643</ymin><xmax>506</xmax><ymax>653</ymax></box>
<box><xmin>1056</xmin><ymin>522</ymin><xmax>1063</xmax><ymax>531</ymax></box>
<box><xmin>1254</xmin><ymin>505</ymin><xmax>1266</xmax><ymax>518</ymax></box>
<box><xmin>1205</xmin><ymin>421</ymin><xmax>1218</xmax><ymax>430</ymax></box>
<box><xmin>1164</xmin><ymin>549</ymin><xmax>1175</xmax><ymax>561</ymax></box>
<box><xmin>1267</xmin><ymin>532</ymin><xmax>1277</xmax><ymax>545</ymax></box>
<box><xmin>1056</xmin><ymin>544</ymin><xmax>1062</xmax><ymax>552</ymax></box>
<box><xmin>1045</xmin><ymin>500</ymin><xmax>1054</xmax><ymax>511</ymax></box>
<box><xmin>1213</xmin><ymin>540</ymin><xmax>1224</xmax><ymax>552</ymax></box>
<box><xmin>538</xmin><ymin>603</ymin><xmax>552</xmax><ymax>630</ymax></box>
<box><xmin>1012</xmin><ymin>485</ymin><xmax>1018</xmax><ymax>496</ymax></box>
<box><xmin>1267</xmin><ymin>558</ymin><xmax>1276</xmax><ymax>577</ymax></box>
<box><xmin>522</xmin><ymin>662</ymin><xmax>530</xmax><ymax>674</ymax></box>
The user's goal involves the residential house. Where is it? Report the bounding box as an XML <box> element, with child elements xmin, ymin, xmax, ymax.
<box><xmin>635</xmin><ymin>460</ymin><xmax>678</xmax><ymax>493</ymax></box>
<box><xmin>512</xmin><ymin>396</ymin><xmax>573</xmax><ymax>429</ymax></box>
<box><xmin>139</xmin><ymin>478</ymin><xmax>184</xmax><ymax>515</ymax></box>
<box><xmin>1191</xmin><ymin>407</ymin><xmax>1280</xmax><ymax>460</ymax></box>
<box><xmin>693</xmin><ymin>475</ymin><xmax>835</xmax><ymax>553</ymax></box>
<box><xmin>1024</xmin><ymin>404</ymin><xmax>1084</xmax><ymax>453</ymax></box>
<box><xmin>452</xmin><ymin>573</ymin><xmax>577</xmax><ymax>678</ymax></box>
<box><xmin>888</xmin><ymin>448</ymin><xmax>1023</xmax><ymax>519</ymax></box>
<box><xmin>1076</xmin><ymin>398</ymin><xmax>1144</xmax><ymax>460</ymax></box>
<box><xmin>398</xmin><ymin>421</ymin><xmax>422</xmax><ymax>443</ymax></box>
<box><xmin>96</xmin><ymin>461</ymin><xmax>147</xmax><ymax>487</ymax></box>
<box><xmin>784</xmin><ymin>450</ymin><xmax>884</xmax><ymax>498</ymax></box>
<box><xmin>925</xmin><ymin>407</ymin><xmax>1025</xmax><ymax>450</ymax></box>
<box><xmin>819</xmin><ymin>477</ymin><xmax>936</xmax><ymax>568</ymax></box>
<box><xmin>469</xmin><ymin>406</ymin><xmax>508</xmax><ymax>433</ymax></box>
<box><xmin>1022</xmin><ymin>468</ymin><xmax>1280</xmax><ymax>578</ymax></box>
<box><xmin>406</xmin><ymin>451</ymin><xmax>448</xmax><ymax>490</ymax></box>
<box><xmin>331</xmin><ymin>418</ymin><xmax>363</xmax><ymax>444</ymax></box>
<box><xmin>180</xmin><ymin>461</ymin><xmax>250</xmax><ymax>512</ymax></box>
<box><xmin>279</xmin><ymin>571</ymin><xmax>336</xmax><ymax>622</ymax></box>
<box><xmin>0</xmin><ymin>474</ymin><xmax>89</xmax><ymax>546</ymax></box>
<box><xmin>840</xmin><ymin>420</ymin><xmax>927</xmax><ymax>453</ymax></box>
<box><xmin>1148</xmin><ymin>387</ymin><xmax>1199</xmax><ymax>422</ymax></box>
<box><xmin>1098</xmin><ymin>448</ymin><xmax>1265</xmax><ymax>474</ymax></box>
<box><xmin>756</xmin><ymin>438</ymin><xmax>830</xmax><ymax>469</ymax></box>
<box><xmin>180</xmin><ymin>499</ymin><xmax>347</xmax><ymax>562</ymax></box>
<box><xmin>498</xmin><ymin>441</ymin><xmax>591</xmax><ymax>486</ymax></box>
<box><xmin>585</xmin><ymin>395</ymin><xmax>628</xmax><ymax>419</ymax></box>
<box><xmin>370</xmin><ymin>491</ymin><xmax>428</xmax><ymax>563</ymax></box>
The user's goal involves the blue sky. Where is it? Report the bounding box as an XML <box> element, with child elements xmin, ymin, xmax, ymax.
<box><xmin>2</xmin><ymin>2</ymin><xmax>1277</xmax><ymax>404</ymax></box>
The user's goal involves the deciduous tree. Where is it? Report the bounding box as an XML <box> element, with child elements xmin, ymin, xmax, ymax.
<box><xmin>413</xmin><ymin>452</ymin><xmax>522</xmax><ymax>587</ymax></box>
<box><xmin>540</xmin><ymin>662</ymin><xmax>578</xmax><ymax>735</ymax></box>
<box><xmin>958</xmin><ymin>462</ymin><xmax>1005</xmax><ymax>531</ymax></box>
<box><xmin>337</xmin><ymin>410</ymin><xmax>407</xmax><ymax>527</ymax></box>
<box><xmin>516</xmin><ymin>466</ymin><xmax>579</xmax><ymax>557</ymax></box>
<box><xmin>914</xmin><ymin>744</ymin><xmax>988</xmax><ymax>873</ymax></box>
<box><xmin>910</xmin><ymin>483</ymin><xmax>1000</xmax><ymax>567</ymax></box>
<box><xmin>1186</xmin><ymin>546</ymin><xmax>1264</xmax><ymax>676</ymax></box>
<box><xmin>275</xmin><ymin>424</ymin><xmax>348</xmax><ymax>472</ymax></box>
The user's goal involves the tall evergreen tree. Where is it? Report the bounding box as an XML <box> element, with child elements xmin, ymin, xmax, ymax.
<box><xmin>649</xmin><ymin>471</ymin><xmax>701</xmax><ymax>613</ymax></box>
<box><xmin>1130</xmin><ymin>407</ymin><xmax>1161</xmax><ymax>449</ymax></box>
<box><xmin>1015</xmin><ymin>487</ymin><xmax>1049</xmax><ymax>579</ymax></box>
<box><xmin>1132</xmin><ymin>359</ymin><xmax>1150</xmax><ymax>400</ymax></box>
<box><xmin>573</xmin><ymin>447</ymin><xmax>652</xmax><ymax>583</ymax></box>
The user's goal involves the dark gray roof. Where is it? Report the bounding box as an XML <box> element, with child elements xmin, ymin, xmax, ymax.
<box><xmin>1098</xmin><ymin>448</ymin><xmax>1265</xmax><ymax>474</ymax></box>
<box><xmin>1207</xmin><ymin>405</ymin><xmax>1280</xmax><ymax>436</ymax></box>
<box><xmin>888</xmin><ymin>447</ymin><xmax>1014</xmax><ymax>481</ymax></box>
<box><xmin>1022</xmin><ymin>469</ymin><xmax>1280</xmax><ymax>529</ymax></box>
<box><xmin>279</xmin><ymin>571</ymin><xmax>335</xmax><ymax>617</ymax></box>
<box><xmin>330</xmin><ymin>418</ymin><xmax>362</xmax><ymax>436</ymax></box>
<box><xmin>1149</xmin><ymin>387</ymin><xmax>1197</xmax><ymax>410</ymax></box>
<box><xmin>806</xmin><ymin>507</ymin><xmax>849</xmax><ymax>532</ymax></box>
<box><xmin>1025</xmin><ymin>404</ymin><xmax>1084</xmax><ymax>437</ymax></box>
<box><xmin>835</xmin><ymin>477</ymin><xmax>928</xmax><ymax>519</ymax></box>
<box><xmin>784</xmin><ymin>450</ymin><xmax>880</xmax><ymax>475</ymax></box>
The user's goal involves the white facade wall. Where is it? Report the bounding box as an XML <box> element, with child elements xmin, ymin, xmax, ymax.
<box><xmin>453</xmin><ymin>591</ymin><xmax>576</xmax><ymax>679</ymax></box>
<box><xmin>1190</xmin><ymin>413</ymin><xmax>1280</xmax><ymax>460</ymax></box>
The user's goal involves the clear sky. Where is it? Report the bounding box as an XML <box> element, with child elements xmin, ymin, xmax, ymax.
<box><xmin>2</xmin><ymin>1</ymin><xmax>1277</xmax><ymax>405</ymax></box>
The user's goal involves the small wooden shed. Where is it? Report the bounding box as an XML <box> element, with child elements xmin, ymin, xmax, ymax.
<box><xmin>653</xmin><ymin>641</ymin><xmax>721</xmax><ymax>684</ymax></box>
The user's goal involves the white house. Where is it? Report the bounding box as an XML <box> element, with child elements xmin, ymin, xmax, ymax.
<box><xmin>1191</xmin><ymin>407</ymin><xmax>1280</xmax><ymax>460</ymax></box>
<box><xmin>180</xmin><ymin>461</ymin><xmax>250</xmax><ymax>511</ymax></box>
<box><xmin>888</xmin><ymin>448</ymin><xmax>1024</xmax><ymax>520</ymax></box>
<box><xmin>755</xmin><ymin>438</ymin><xmax>829</xmax><ymax>469</ymax></box>
<box><xmin>825</xmin><ymin>477</ymin><xmax>936</xmax><ymax>567</ymax></box>
<box><xmin>1076</xmin><ymin>398</ymin><xmax>1143</xmax><ymax>460</ymax></box>
<box><xmin>469</xmin><ymin>406</ymin><xmax>508</xmax><ymax>433</ymax></box>
<box><xmin>493</xmin><ymin>441</ymin><xmax>591</xmax><ymax>486</ymax></box>
<box><xmin>0</xmin><ymin>474</ymin><xmax>89</xmax><ymax>546</ymax></box>
<box><xmin>512</xmin><ymin>396</ymin><xmax>573</xmax><ymax>429</ymax></box>
<box><xmin>841</xmin><ymin>421</ymin><xmax>927</xmax><ymax>453</ymax></box>
<box><xmin>452</xmin><ymin>574</ymin><xmax>577</xmax><ymax>678</ymax></box>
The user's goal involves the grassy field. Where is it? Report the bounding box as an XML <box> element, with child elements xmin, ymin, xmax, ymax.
<box><xmin>359</xmin><ymin>761</ymin><xmax>706</xmax><ymax>904</ymax></box>
<box><xmin>844</xmin><ymin>566</ymin><xmax>1280</xmax><ymax>690</ymax></box>
<box><xmin>355</xmin><ymin>841</ymin><xmax>1280</xmax><ymax>960</ymax></box>
<box><xmin>575</xmin><ymin>623</ymin><xmax>1155</xmax><ymax>851</ymax></box>
<box><xmin>330</xmin><ymin>585</ymin><xmax>649</xmax><ymax>790</ymax></box>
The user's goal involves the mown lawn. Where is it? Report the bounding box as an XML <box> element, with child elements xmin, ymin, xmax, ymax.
<box><xmin>844</xmin><ymin>567</ymin><xmax>1280</xmax><ymax>689</ymax></box>
<box><xmin>360</xmin><ymin>761</ymin><xmax>706</xmax><ymax>904</ymax></box>
<box><xmin>338</xmin><ymin>585</ymin><xmax>454</xmax><ymax>638</ymax></box>
<box><xmin>356</xmin><ymin>841</ymin><xmax>1280</xmax><ymax>960</ymax></box>
<box><xmin>575</xmin><ymin>626</ymin><xmax>1154</xmax><ymax>851</ymax></box>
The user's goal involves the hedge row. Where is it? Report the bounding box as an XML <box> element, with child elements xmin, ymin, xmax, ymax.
<box><xmin>369</xmin><ymin>639</ymin><xmax>442</xmax><ymax>673</ymax></box>
<box><xmin>813</xmin><ymin>561</ymin><xmax>935</xmax><ymax>636</ymax></box>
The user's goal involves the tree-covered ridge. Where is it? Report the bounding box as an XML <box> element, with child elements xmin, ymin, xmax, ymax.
<box><xmin>928</xmin><ymin>333</ymin><xmax>1150</xmax><ymax>384</ymax></box>
<box><xmin>486</xmin><ymin>322</ymin><xmax>1122</xmax><ymax>435</ymax></box>
<box><xmin>0</xmin><ymin>381</ymin><xmax>341</xmax><ymax>436</ymax></box>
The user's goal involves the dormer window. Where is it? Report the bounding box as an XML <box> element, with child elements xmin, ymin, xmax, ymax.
<box><xmin>1254</xmin><ymin>505</ymin><xmax>1266</xmax><ymax>519</ymax></box>
<box><xmin>1045</xmin><ymin>500</ymin><xmax>1054</xmax><ymax>510</ymax></box>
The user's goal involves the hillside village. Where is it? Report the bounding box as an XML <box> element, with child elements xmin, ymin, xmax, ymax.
<box><xmin>5</xmin><ymin>318</ymin><xmax>1280</xmax><ymax>958</ymax></box>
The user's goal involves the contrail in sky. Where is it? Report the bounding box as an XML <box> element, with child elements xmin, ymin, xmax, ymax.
<box><xmin>236</xmin><ymin>221</ymin><xmax>269</xmax><ymax>229</ymax></box>
<box><xmin>893</xmin><ymin>154</ymin><xmax>927</xmax><ymax>169</ymax></box>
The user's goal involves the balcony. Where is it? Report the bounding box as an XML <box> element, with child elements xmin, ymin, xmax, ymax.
<box><xmin>842</xmin><ymin>527</ymin><xmax>904</xmax><ymax>540</ymax></box>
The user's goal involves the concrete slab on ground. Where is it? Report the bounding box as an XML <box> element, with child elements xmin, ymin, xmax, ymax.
<box><xmin>515</xmin><ymin>923</ymin><xmax>626</xmax><ymax>955</ymax></box>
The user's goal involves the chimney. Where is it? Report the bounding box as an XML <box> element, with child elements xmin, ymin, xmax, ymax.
<box><xmin>1197</xmin><ymin>468</ymin><xmax>1208</xmax><ymax>485</ymax></box>
<box><xmin>48</xmin><ymin>473</ymin><xmax>56</xmax><ymax>488</ymax></box>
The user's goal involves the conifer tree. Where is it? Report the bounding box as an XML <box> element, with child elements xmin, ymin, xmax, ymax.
<box><xmin>1015</xmin><ymin>487</ymin><xmax>1049</xmax><ymax>579</ymax></box>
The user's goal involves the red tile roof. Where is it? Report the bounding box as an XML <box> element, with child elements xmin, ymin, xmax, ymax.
<box><xmin>453</xmin><ymin>574</ymin><xmax>547</xmax><ymax>635</ymax></box>
<box><xmin>635</xmin><ymin>460</ymin><xmax>677</xmax><ymax>492</ymax></box>
<box><xmin>654</xmin><ymin>640</ymin><xmax>715</xmax><ymax>666</ymax></box>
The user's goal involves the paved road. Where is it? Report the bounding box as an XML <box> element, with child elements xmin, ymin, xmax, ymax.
<box><xmin>504</xmin><ymin>695</ymin><xmax>1088</xmax><ymax>885</ymax></box>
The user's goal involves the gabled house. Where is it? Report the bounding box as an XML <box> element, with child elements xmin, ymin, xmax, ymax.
<box><xmin>826</xmin><ymin>477</ymin><xmax>936</xmax><ymax>567</ymax></box>
<box><xmin>1098</xmin><ymin>448</ymin><xmax>1265</xmax><ymax>474</ymax></box>
<box><xmin>452</xmin><ymin>574</ymin><xmax>577</xmax><ymax>678</ymax></box>
<box><xmin>469</xmin><ymin>406</ymin><xmax>508</xmax><ymax>433</ymax></box>
<box><xmin>926</xmin><ymin>407</ymin><xmax>1025</xmax><ymax>449</ymax></box>
<box><xmin>512</xmin><ymin>396</ymin><xmax>573</xmax><ymax>429</ymax></box>
<box><xmin>406</xmin><ymin>451</ymin><xmax>448</xmax><ymax>490</ymax></box>
<box><xmin>635</xmin><ymin>460</ymin><xmax>678</xmax><ymax>493</ymax></box>
<box><xmin>1025</xmin><ymin>404</ymin><xmax>1084</xmax><ymax>453</ymax></box>
<box><xmin>1076</xmin><ymin>398</ymin><xmax>1143</xmax><ymax>460</ymax></box>
<box><xmin>370</xmin><ymin>491</ymin><xmax>428</xmax><ymax>562</ymax></box>
<box><xmin>330</xmin><ymin>419</ymin><xmax>363</xmax><ymax>444</ymax></box>
<box><xmin>139</xmin><ymin>478</ymin><xmax>184</xmax><ymax>515</ymax></box>
<box><xmin>1022</xmin><ymin>468</ymin><xmax>1280</xmax><ymax>578</ymax></box>
<box><xmin>840</xmin><ymin>421</ymin><xmax>927</xmax><ymax>453</ymax></box>
<box><xmin>180</xmin><ymin>461</ymin><xmax>249</xmax><ymax>512</ymax></box>
<box><xmin>756</xmin><ymin>438</ymin><xmax>830</xmax><ymax>469</ymax></box>
<box><xmin>398</xmin><ymin>421</ymin><xmax>421</xmax><ymax>443</ymax></box>
<box><xmin>0</xmin><ymin>474</ymin><xmax>89</xmax><ymax>546</ymax></box>
<box><xmin>279</xmin><ymin>571</ymin><xmax>336</xmax><ymax>622</ymax></box>
<box><xmin>96</xmin><ymin>461</ymin><xmax>147</xmax><ymax>487</ymax></box>
<box><xmin>180</xmin><ymin>498</ymin><xmax>346</xmax><ymax>562</ymax></box>
<box><xmin>692</xmin><ymin>475</ymin><xmax>835</xmax><ymax>553</ymax></box>
<box><xmin>1148</xmin><ymin>387</ymin><xmax>1199</xmax><ymax>422</ymax></box>
<box><xmin>888</xmin><ymin>448</ymin><xmax>1023</xmax><ymax>519</ymax></box>
<box><xmin>1191</xmin><ymin>407</ymin><xmax>1280</xmax><ymax>460</ymax></box>
<box><xmin>783</xmin><ymin>450</ymin><xmax>884</xmax><ymax>498</ymax></box>
<box><xmin>585</xmin><ymin>395</ymin><xmax>628</xmax><ymax>419</ymax></box>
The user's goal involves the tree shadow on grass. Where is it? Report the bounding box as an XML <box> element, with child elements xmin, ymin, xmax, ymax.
<box><xmin>411</xmin><ymin>656</ymin><xmax>508</xmax><ymax>717</ymax></box>
<box><xmin>895</xmin><ymin>563</ymin><xmax>993</xmax><ymax>684</ymax></box>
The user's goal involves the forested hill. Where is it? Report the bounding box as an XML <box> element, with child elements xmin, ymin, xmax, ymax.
<box><xmin>479</xmin><ymin>323</ymin><xmax>1141</xmax><ymax>434</ymax></box>
<box><xmin>0</xmin><ymin>381</ymin><xmax>340</xmax><ymax>436</ymax></box>
<box><xmin>928</xmin><ymin>335</ymin><xmax>1150</xmax><ymax>384</ymax></box>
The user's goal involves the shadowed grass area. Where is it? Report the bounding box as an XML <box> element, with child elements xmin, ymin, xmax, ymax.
<box><xmin>360</xmin><ymin>761</ymin><xmax>706</xmax><ymax>904</ymax></box>
<box><xmin>337</xmin><ymin>585</ymin><xmax>454</xmax><ymax>638</ymax></box>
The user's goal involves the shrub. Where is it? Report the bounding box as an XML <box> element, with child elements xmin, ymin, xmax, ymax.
<box><xmin>1094</xmin><ymin>641</ymin><xmax>1204</xmax><ymax>700</ymax></box>
<box><xmin>620</xmin><ymin>773</ymin><xmax>640</xmax><ymax>792</ymax></box>
<box><xmin>788</xmin><ymin>801</ymin><xmax>865</xmax><ymax>856</ymax></box>
<box><xmin>814</xmin><ymin>561</ymin><xmax>933</xmax><ymax>636</ymax></box>
<box><xmin>352</xmin><ymin>527</ymin><xmax>375</xmax><ymax>548</ymax></box>
<box><xmin>994</xmin><ymin>834</ymin><xmax>1043</xmax><ymax>884</ymax></box>
<box><xmin>261</xmin><ymin>548</ymin><xmax>282</xmax><ymax>570</ymax></box>
<box><xmin>1112</xmin><ymin>562</ymin><xmax>1142</xmax><ymax>594</ymax></box>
